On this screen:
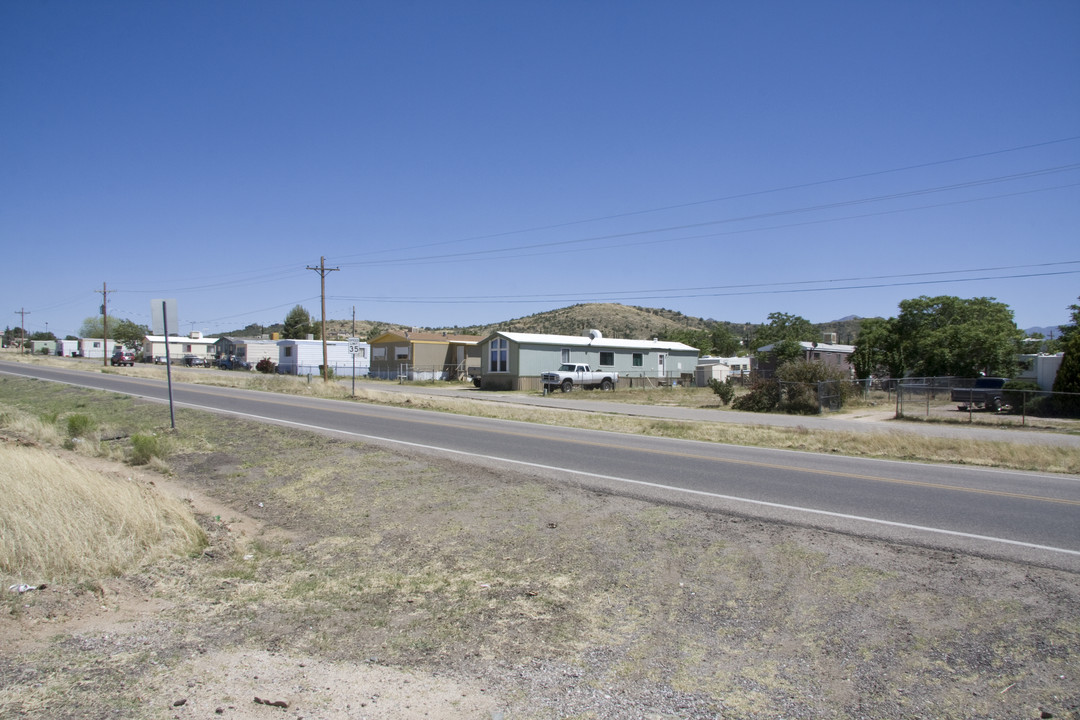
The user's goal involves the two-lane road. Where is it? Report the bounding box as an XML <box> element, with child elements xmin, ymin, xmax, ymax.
<box><xmin>4</xmin><ymin>360</ymin><xmax>1079</xmax><ymax>571</ymax></box>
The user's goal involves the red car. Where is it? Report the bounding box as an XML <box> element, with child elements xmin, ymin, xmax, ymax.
<box><xmin>110</xmin><ymin>350</ymin><xmax>135</xmax><ymax>366</ymax></box>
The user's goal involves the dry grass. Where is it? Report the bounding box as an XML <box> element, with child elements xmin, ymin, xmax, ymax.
<box><xmin>0</xmin><ymin>443</ymin><xmax>206</xmax><ymax>582</ymax></box>
<box><xmin>4</xmin><ymin>351</ymin><xmax>1078</xmax><ymax>472</ymax></box>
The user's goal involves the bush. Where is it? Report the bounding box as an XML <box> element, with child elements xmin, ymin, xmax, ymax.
<box><xmin>1002</xmin><ymin>380</ymin><xmax>1039</xmax><ymax>413</ymax></box>
<box><xmin>707</xmin><ymin>378</ymin><xmax>736</xmax><ymax>405</ymax></box>
<box><xmin>731</xmin><ymin>376</ymin><xmax>780</xmax><ymax>412</ymax></box>
<box><xmin>65</xmin><ymin>413</ymin><xmax>95</xmax><ymax>438</ymax></box>
<box><xmin>130</xmin><ymin>433</ymin><xmax>169</xmax><ymax>465</ymax></box>
<box><xmin>255</xmin><ymin>357</ymin><xmax>276</xmax><ymax>374</ymax></box>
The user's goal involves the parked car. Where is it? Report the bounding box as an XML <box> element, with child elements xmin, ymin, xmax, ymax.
<box><xmin>153</xmin><ymin>355</ymin><xmax>168</xmax><ymax>364</ymax></box>
<box><xmin>218</xmin><ymin>356</ymin><xmax>252</xmax><ymax>370</ymax></box>
<box><xmin>183</xmin><ymin>354</ymin><xmax>207</xmax><ymax>367</ymax></box>
<box><xmin>110</xmin><ymin>350</ymin><xmax>135</xmax><ymax>366</ymax></box>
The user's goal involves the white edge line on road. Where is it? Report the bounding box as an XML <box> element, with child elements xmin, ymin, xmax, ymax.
<box><xmin>196</xmin><ymin>402</ymin><xmax>1080</xmax><ymax>560</ymax></box>
<box><xmin>6</xmin><ymin>366</ymin><xmax>1079</xmax><ymax>559</ymax></box>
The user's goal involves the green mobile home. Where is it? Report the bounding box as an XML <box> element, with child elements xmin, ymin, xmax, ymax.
<box><xmin>477</xmin><ymin>330</ymin><xmax>699</xmax><ymax>391</ymax></box>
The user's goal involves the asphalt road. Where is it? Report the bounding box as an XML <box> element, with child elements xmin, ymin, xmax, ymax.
<box><xmin>4</xmin><ymin>360</ymin><xmax>1080</xmax><ymax>572</ymax></box>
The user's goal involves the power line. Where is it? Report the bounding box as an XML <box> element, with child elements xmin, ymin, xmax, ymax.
<box><xmin>336</xmin><ymin>165</ymin><xmax>1080</xmax><ymax>270</ymax></box>
<box><xmin>330</xmin><ymin>262</ymin><xmax>1080</xmax><ymax>305</ymax></box>
<box><xmin>333</xmin><ymin>135</ymin><xmax>1080</xmax><ymax>261</ymax></box>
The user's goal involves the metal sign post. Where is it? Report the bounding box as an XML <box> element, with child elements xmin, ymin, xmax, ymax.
<box><xmin>347</xmin><ymin>337</ymin><xmax>362</xmax><ymax>397</ymax></box>
<box><xmin>152</xmin><ymin>299</ymin><xmax>179</xmax><ymax>429</ymax></box>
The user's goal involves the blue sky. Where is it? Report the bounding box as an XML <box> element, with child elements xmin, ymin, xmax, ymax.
<box><xmin>3</xmin><ymin>1</ymin><xmax>1078</xmax><ymax>340</ymax></box>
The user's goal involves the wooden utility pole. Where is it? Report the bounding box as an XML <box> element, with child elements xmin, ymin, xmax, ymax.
<box><xmin>97</xmin><ymin>282</ymin><xmax>114</xmax><ymax>366</ymax></box>
<box><xmin>14</xmin><ymin>308</ymin><xmax>29</xmax><ymax>352</ymax></box>
<box><xmin>306</xmin><ymin>257</ymin><xmax>339</xmax><ymax>381</ymax></box>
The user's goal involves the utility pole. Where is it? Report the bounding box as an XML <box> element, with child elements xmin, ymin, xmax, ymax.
<box><xmin>306</xmin><ymin>257</ymin><xmax>339</xmax><ymax>381</ymax></box>
<box><xmin>14</xmin><ymin>308</ymin><xmax>29</xmax><ymax>352</ymax></box>
<box><xmin>97</xmin><ymin>282</ymin><xmax>114</xmax><ymax>366</ymax></box>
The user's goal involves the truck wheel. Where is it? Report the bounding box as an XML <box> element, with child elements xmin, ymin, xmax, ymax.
<box><xmin>600</xmin><ymin>378</ymin><xmax>613</xmax><ymax>391</ymax></box>
<box><xmin>561</xmin><ymin>379</ymin><xmax>573</xmax><ymax>393</ymax></box>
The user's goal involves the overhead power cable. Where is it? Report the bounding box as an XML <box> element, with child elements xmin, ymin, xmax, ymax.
<box><xmin>338</xmin><ymin>165</ymin><xmax>1080</xmax><ymax>269</ymax></box>
<box><xmin>332</xmin><ymin>135</ymin><xmax>1080</xmax><ymax>261</ymax></box>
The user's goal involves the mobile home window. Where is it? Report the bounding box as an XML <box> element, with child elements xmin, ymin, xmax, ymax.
<box><xmin>561</xmin><ymin>348</ymin><xmax>571</xmax><ymax>363</ymax></box>
<box><xmin>599</xmin><ymin>351</ymin><xmax>614</xmax><ymax>366</ymax></box>
<box><xmin>395</xmin><ymin>346</ymin><xmax>410</xmax><ymax>360</ymax></box>
<box><xmin>284</xmin><ymin>346</ymin><xmax>293</xmax><ymax>357</ymax></box>
<box><xmin>632</xmin><ymin>353</ymin><xmax>643</xmax><ymax>367</ymax></box>
<box><xmin>373</xmin><ymin>347</ymin><xmax>386</xmax><ymax>359</ymax></box>
<box><xmin>489</xmin><ymin>338</ymin><xmax>508</xmax><ymax>372</ymax></box>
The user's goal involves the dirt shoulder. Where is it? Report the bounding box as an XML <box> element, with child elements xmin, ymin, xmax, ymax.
<box><xmin>2</xmin><ymin>381</ymin><xmax>1079</xmax><ymax>719</ymax></box>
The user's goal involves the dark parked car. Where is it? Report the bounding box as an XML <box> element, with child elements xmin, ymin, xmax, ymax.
<box><xmin>110</xmin><ymin>350</ymin><xmax>135</xmax><ymax>366</ymax></box>
<box><xmin>183</xmin><ymin>354</ymin><xmax>207</xmax><ymax>367</ymax></box>
<box><xmin>218</xmin><ymin>356</ymin><xmax>251</xmax><ymax>370</ymax></box>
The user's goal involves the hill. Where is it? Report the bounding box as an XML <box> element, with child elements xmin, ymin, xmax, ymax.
<box><xmin>223</xmin><ymin>303</ymin><xmax>865</xmax><ymax>346</ymax></box>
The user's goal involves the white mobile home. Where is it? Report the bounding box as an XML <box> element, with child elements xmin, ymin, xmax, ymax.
<box><xmin>79</xmin><ymin>338</ymin><xmax>121</xmax><ymax>359</ymax></box>
<box><xmin>58</xmin><ymin>339</ymin><xmax>81</xmax><ymax>357</ymax></box>
<box><xmin>277</xmin><ymin>339</ymin><xmax>369</xmax><ymax>377</ymax></box>
<box><xmin>142</xmin><ymin>333</ymin><xmax>219</xmax><ymax>363</ymax></box>
<box><xmin>215</xmin><ymin>337</ymin><xmax>280</xmax><ymax>368</ymax></box>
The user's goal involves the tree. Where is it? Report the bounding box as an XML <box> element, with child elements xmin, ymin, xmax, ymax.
<box><xmin>886</xmin><ymin>296</ymin><xmax>1022</xmax><ymax>378</ymax></box>
<box><xmin>112</xmin><ymin>319</ymin><xmax>149</xmax><ymax>351</ymax></box>
<box><xmin>1052</xmin><ymin>331</ymin><xmax>1080</xmax><ymax>415</ymax></box>
<box><xmin>283</xmin><ymin>305</ymin><xmax>317</xmax><ymax>340</ymax></box>
<box><xmin>850</xmin><ymin>317</ymin><xmax>904</xmax><ymax>379</ymax></box>
<box><xmin>1059</xmin><ymin>296</ymin><xmax>1080</xmax><ymax>344</ymax></box>
<box><xmin>79</xmin><ymin>315</ymin><xmax>122</xmax><ymax>339</ymax></box>
<box><xmin>753</xmin><ymin>312</ymin><xmax>814</xmax><ymax>350</ymax></box>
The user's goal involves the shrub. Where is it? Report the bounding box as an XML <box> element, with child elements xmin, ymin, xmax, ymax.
<box><xmin>65</xmin><ymin>413</ymin><xmax>95</xmax><ymax>438</ymax></box>
<box><xmin>1002</xmin><ymin>380</ymin><xmax>1039</xmax><ymax>413</ymax></box>
<box><xmin>255</xmin><ymin>357</ymin><xmax>277</xmax><ymax>374</ymax></box>
<box><xmin>130</xmin><ymin>432</ymin><xmax>169</xmax><ymax>465</ymax></box>
<box><xmin>732</xmin><ymin>376</ymin><xmax>780</xmax><ymax>412</ymax></box>
<box><xmin>707</xmin><ymin>378</ymin><xmax>736</xmax><ymax>405</ymax></box>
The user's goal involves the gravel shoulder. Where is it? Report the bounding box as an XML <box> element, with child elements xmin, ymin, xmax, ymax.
<box><xmin>2</xmin><ymin>380</ymin><xmax>1079</xmax><ymax>719</ymax></box>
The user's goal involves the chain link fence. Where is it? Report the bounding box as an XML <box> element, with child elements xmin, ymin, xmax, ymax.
<box><xmin>895</xmin><ymin>377</ymin><xmax>1080</xmax><ymax>425</ymax></box>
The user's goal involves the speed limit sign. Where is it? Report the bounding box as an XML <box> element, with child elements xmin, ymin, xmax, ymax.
<box><xmin>347</xmin><ymin>337</ymin><xmax>363</xmax><ymax>355</ymax></box>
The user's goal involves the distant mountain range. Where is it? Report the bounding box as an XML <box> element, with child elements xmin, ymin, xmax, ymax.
<box><xmin>1025</xmin><ymin>326</ymin><xmax>1063</xmax><ymax>338</ymax></box>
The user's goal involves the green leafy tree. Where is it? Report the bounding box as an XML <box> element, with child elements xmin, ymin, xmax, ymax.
<box><xmin>29</xmin><ymin>331</ymin><xmax>57</xmax><ymax>342</ymax></box>
<box><xmin>112</xmin><ymin>319</ymin><xmax>149</xmax><ymax>351</ymax></box>
<box><xmin>79</xmin><ymin>315</ymin><xmax>123</xmax><ymax>339</ymax></box>
<box><xmin>282</xmin><ymin>305</ymin><xmax>317</xmax><ymax>340</ymax></box>
<box><xmin>770</xmin><ymin>338</ymin><xmax>806</xmax><ymax>366</ymax></box>
<box><xmin>660</xmin><ymin>327</ymin><xmax>742</xmax><ymax>357</ymax></box>
<box><xmin>889</xmin><ymin>296</ymin><xmax>1022</xmax><ymax>377</ymax></box>
<box><xmin>1059</xmin><ymin>296</ymin><xmax>1080</xmax><ymax>344</ymax></box>
<box><xmin>753</xmin><ymin>312</ymin><xmax>813</xmax><ymax>350</ymax></box>
<box><xmin>851</xmin><ymin>317</ymin><xmax>904</xmax><ymax>379</ymax></box>
<box><xmin>1052</xmin><ymin>331</ymin><xmax>1080</xmax><ymax>413</ymax></box>
<box><xmin>709</xmin><ymin>327</ymin><xmax>742</xmax><ymax>356</ymax></box>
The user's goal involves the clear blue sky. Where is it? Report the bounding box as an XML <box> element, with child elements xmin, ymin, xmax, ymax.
<box><xmin>3</xmin><ymin>1</ymin><xmax>1078</xmax><ymax>340</ymax></box>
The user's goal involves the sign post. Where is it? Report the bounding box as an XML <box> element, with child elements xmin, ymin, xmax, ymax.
<box><xmin>152</xmin><ymin>299</ymin><xmax>179</xmax><ymax>429</ymax></box>
<box><xmin>347</xmin><ymin>337</ymin><xmax>363</xmax><ymax>397</ymax></box>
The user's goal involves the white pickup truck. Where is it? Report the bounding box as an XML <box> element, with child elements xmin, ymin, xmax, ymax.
<box><xmin>541</xmin><ymin>363</ymin><xmax>618</xmax><ymax>393</ymax></box>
